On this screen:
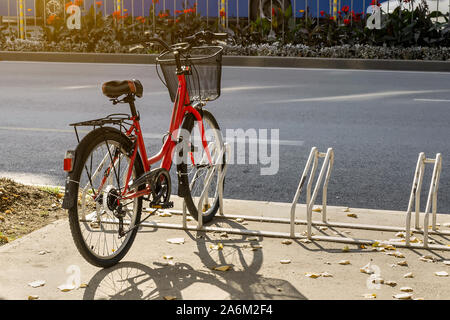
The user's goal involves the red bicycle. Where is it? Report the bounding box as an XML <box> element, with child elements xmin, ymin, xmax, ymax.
<box><xmin>62</xmin><ymin>31</ymin><xmax>228</xmax><ymax>267</ymax></box>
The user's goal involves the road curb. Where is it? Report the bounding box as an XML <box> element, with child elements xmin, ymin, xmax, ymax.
<box><xmin>1</xmin><ymin>51</ymin><xmax>450</xmax><ymax>72</ymax></box>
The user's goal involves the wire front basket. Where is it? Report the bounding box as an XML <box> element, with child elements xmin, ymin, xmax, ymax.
<box><xmin>157</xmin><ymin>46</ymin><xmax>223</xmax><ymax>103</ymax></box>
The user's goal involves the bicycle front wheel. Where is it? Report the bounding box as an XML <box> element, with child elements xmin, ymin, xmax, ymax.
<box><xmin>178</xmin><ymin>110</ymin><xmax>226</xmax><ymax>223</ymax></box>
<box><xmin>67</xmin><ymin>127</ymin><xmax>144</xmax><ymax>268</ymax></box>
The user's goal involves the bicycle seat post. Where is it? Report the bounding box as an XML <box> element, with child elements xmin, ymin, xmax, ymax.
<box><xmin>124</xmin><ymin>94</ymin><xmax>139</xmax><ymax>119</ymax></box>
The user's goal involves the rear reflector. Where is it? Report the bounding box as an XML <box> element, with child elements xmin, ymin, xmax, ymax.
<box><xmin>64</xmin><ymin>150</ymin><xmax>75</xmax><ymax>172</ymax></box>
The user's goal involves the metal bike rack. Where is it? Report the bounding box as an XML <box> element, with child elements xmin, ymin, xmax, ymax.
<box><xmin>136</xmin><ymin>146</ymin><xmax>450</xmax><ymax>251</ymax></box>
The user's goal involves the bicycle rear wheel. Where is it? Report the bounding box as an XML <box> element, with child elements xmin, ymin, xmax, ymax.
<box><xmin>67</xmin><ymin>127</ymin><xmax>144</xmax><ymax>268</ymax></box>
<box><xmin>178</xmin><ymin>110</ymin><xmax>226</xmax><ymax>223</ymax></box>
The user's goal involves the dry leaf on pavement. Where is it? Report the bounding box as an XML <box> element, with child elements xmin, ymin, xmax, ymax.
<box><xmin>28</xmin><ymin>280</ymin><xmax>46</xmax><ymax>288</ymax></box>
<box><xmin>393</xmin><ymin>293</ymin><xmax>413</xmax><ymax>300</ymax></box>
<box><xmin>213</xmin><ymin>265</ymin><xmax>232</xmax><ymax>272</ymax></box>
<box><xmin>166</xmin><ymin>238</ymin><xmax>185</xmax><ymax>244</ymax></box>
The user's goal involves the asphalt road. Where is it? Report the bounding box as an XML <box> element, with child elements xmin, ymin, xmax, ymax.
<box><xmin>1</xmin><ymin>61</ymin><xmax>450</xmax><ymax>213</ymax></box>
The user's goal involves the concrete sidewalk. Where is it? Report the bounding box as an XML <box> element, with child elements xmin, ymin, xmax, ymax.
<box><xmin>0</xmin><ymin>197</ymin><xmax>449</xmax><ymax>300</ymax></box>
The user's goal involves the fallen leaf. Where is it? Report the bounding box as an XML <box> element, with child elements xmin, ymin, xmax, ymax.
<box><xmin>166</xmin><ymin>238</ymin><xmax>185</xmax><ymax>244</ymax></box>
<box><xmin>312</xmin><ymin>206</ymin><xmax>322</xmax><ymax>213</ymax></box>
<box><xmin>320</xmin><ymin>272</ymin><xmax>333</xmax><ymax>277</ymax></box>
<box><xmin>213</xmin><ymin>265</ymin><xmax>232</xmax><ymax>272</ymax></box>
<box><xmin>79</xmin><ymin>283</ymin><xmax>88</xmax><ymax>288</ymax></box>
<box><xmin>395</xmin><ymin>232</ymin><xmax>406</xmax><ymax>238</ymax></box>
<box><xmin>360</xmin><ymin>262</ymin><xmax>375</xmax><ymax>274</ymax></box>
<box><xmin>28</xmin><ymin>280</ymin><xmax>46</xmax><ymax>288</ymax></box>
<box><xmin>28</xmin><ymin>295</ymin><xmax>39</xmax><ymax>300</ymax></box>
<box><xmin>434</xmin><ymin>271</ymin><xmax>449</xmax><ymax>277</ymax></box>
<box><xmin>342</xmin><ymin>207</ymin><xmax>350</xmax><ymax>212</ymax></box>
<box><xmin>158</xmin><ymin>211</ymin><xmax>172</xmax><ymax>217</ymax></box>
<box><xmin>305</xmin><ymin>272</ymin><xmax>320</xmax><ymax>278</ymax></box>
<box><xmin>409</xmin><ymin>236</ymin><xmax>420</xmax><ymax>243</ymax></box>
<box><xmin>386</xmin><ymin>251</ymin><xmax>405</xmax><ymax>258</ymax></box>
<box><xmin>163</xmin><ymin>296</ymin><xmax>177</xmax><ymax>300</ymax></box>
<box><xmin>372</xmin><ymin>277</ymin><xmax>384</xmax><ymax>285</ymax></box>
<box><xmin>400</xmin><ymin>287</ymin><xmax>413</xmax><ymax>292</ymax></box>
<box><xmin>419</xmin><ymin>255</ymin><xmax>436</xmax><ymax>263</ymax></box>
<box><xmin>163</xmin><ymin>255</ymin><xmax>174</xmax><ymax>260</ymax></box>
<box><xmin>0</xmin><ymin>235</ymin><xmax>9</xmax><ymax>244</ymax></box>
<box><xmin>363</xmin><ymin>293</ymin><xmax>377</xmax><ymax>299</ymax></box>
<box><xmin>403</xmin><ymin>272</ymin><xmax>414</xmax><ymax>278</ymax></box>
<box><xmin>220</xmin><ymin>232</ymin><xmax>229</xmax><ymax>238</ymax></box>
<box><xmin>5</xmin><ymin>209</ymin><xmax>12</xmax><ymax>215</ymax></box>
<box><xmin>393</xmin><ymin>293</ymin><xmax>413</xmax><ymax>300</ymax></box>
<box><xmin>397</xmin><ymin>261</ymin><xmax>408</xmax><ymax>267</ymax></box>
<box><xmin>281</xmin><ymin>239</ymin><xmax>292</xmax><ymax>245</ymax></box>
<box><xmin>338</xmin><ymin>260</ymin><xmax>351</xmax><ymax>265</ymax></box>
<box><xmin>342</xmin><ymin>245</ymin><xmax>350</xmax><ymax>252</ymax></box>
<box><xmin>347</xmin><ymin>213</ymin><xmax>358</xmax><ymax>218</ymax></box>
<box><xmin>319</xmin><ymin>226</ymin><xmax>328</xmax><ymax>231</ymax></box>
<box><xmin>235</xmin><ymin>218</ymin><xmax>244</xmax><ymax>223</ymax></box>
<box><xmin>209</xmin><ymin>243</ymin><xmax>224</xmax><ymax>250</ymax></box>
<box><xmin>280</xmin><ymin>259</ymin><xmax>291</xmax><ymax>264</ymax></box>
<box><xmin>247</xmin><ymin>237</ymin><xmax>259</xmax><ymax>241</ymax></box>
<box><xmin>385</xmin><ymin>280</ymin><xmax>397</xmax><ymax>287</ymax></box>
<box><xmin>58</xmin><ymin>283</ymin><xmax>76</xmax><ymax>292</ymax></box>
<box><xmin>299</xmin><ymin>239</ymin><xmax>311</xmax><ymax>243</ymax></box>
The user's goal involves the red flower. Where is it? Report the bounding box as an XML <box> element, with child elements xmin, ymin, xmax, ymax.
<box><xmin>47</xmin><ymin>14</ymin><xmax>56</xmax><ymax>25</ymax></box>
<box><xmin>329</xmin><ymin>16</ymin><xmax>334</xmax><ymax>20</ymax></box>
<box><xmin>371</xmin><ymin>0</ymin><xmax>381</xmax><ymax>6</ymax></box>
<box><xmin>74</xmin><ymin>0</ymin><xmax>83</xmax><ymax>6</ymax></box>
<box><xmin>272</xmin><ymin>7</ymin><xmax>275</xmax><ymax>16</ymax></box>
<box><xmin>219</xmin><ymin>8</ymin><xmax>226</xmax><ymax>17</ymax></box>
<box><xmin>320</xmin><ymin>10</ymin><xmax>325</xmax><ymax>16</ymax></box>
<box><xmin>175</xmin><ymin>10</ymin><xmax>182</xmax><ymax>14</ymax></box>
<box><xmin>343</xmin><ymin>18</ymin><xmax>350</xmax><ymax>25</ymax></box>
<box><xmin>95</xmin><ymin>1</ymin><xmax>102</xmax><ymax>7</ymax></box>
<box><xmin>341</xmin><ymin>5</ymin><xmax>349</xmax><ymax>13</ymax></box>
<box><xmin>152</xmin><ymin>0</ymin><xmax>159</xmax><ymax>3</ymax></box>
<box><xmin>175</xmin><ymin>18</ymin><xmax>180</xmax><ymax>23</ymax></box>
<box><xmin>112</xmin><ymin>10</ymin><xmax>122</xmax><ymax>20</ymax></box>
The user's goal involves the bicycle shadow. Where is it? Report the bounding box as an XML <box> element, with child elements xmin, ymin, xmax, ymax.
<box><xmin>82</xmin><ymin>261</ymin><xmax>306</xmax><ymax>300</ymax></box>
<box><xmin>83</xmin><ymin>219</ymin><xmax>306</xmax><ymax>300</ymax></box>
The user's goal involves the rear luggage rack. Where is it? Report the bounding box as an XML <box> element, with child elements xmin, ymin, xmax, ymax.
<box><xmin>70</xmin><ymin>113</ymin><xmax>134</xmax><ymax>143</ymax></box>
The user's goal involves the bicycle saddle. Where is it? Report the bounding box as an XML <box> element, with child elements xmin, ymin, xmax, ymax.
<box><xmin>102</xmin><ymin>79</ymin><xmax>143</xmax><ymax>99</ymax></box>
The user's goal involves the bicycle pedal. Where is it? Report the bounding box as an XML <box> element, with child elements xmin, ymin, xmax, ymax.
<box><xmin>150</xmin><ymin>201</ymin><xmax>174</xmax><ymax>209</ymax></box>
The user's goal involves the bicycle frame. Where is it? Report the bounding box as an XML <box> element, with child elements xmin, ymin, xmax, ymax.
<box><xmin>113</xmin><ymin>73</ymin><xmax>213</xmax><ymax>201</ymax></box>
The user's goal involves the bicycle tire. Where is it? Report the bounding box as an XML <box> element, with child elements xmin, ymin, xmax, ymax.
<box><xmin>178</xmin><ymin>110</ymin><xmax>226</xmax><ymax>223</ymax></box>
<box><xmin>67</xmin><ymin>127</ymin><xmax>144</xmax><ymax>268</ymax></box>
